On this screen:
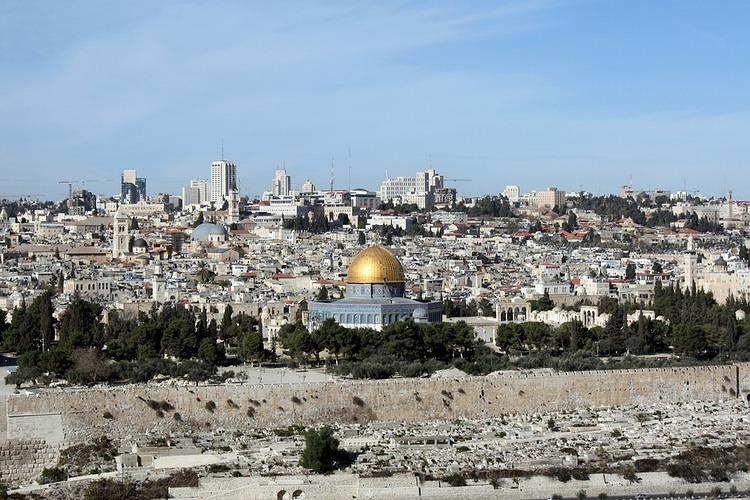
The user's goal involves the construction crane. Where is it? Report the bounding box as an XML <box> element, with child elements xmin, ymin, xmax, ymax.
<box><xmin>58</xmin><ymin>180</ymin><xmax>98</xmax><ymax>214</ymax></box>
<box><xmin>444</xmin><ymin>178</ymin><xmax>472</xmax><ymax>182</ymax></box>
<box><xmin>58</xmin><ymin>179</ymin><xmax>99</xmax><ymax>200</ymax></box>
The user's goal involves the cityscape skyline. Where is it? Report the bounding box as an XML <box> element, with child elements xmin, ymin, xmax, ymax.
<box><xmin>3</xmin><ymin>3</ymin><xmax>750</xmax><ymax>498</ymax></box>
<box><xmin>2</xmin><ymin>1</ymin><xmax>749</xmax><ymax>200</ymax></box>
<box><xmin>0</xmin><ymin>156</ymin><xmax>744</xmax><ymax>203</ymax></box>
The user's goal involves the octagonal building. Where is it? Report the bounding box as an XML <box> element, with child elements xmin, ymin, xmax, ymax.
<box><xmin>308</xmin><ymin>245</ymin><xmax>442</xmax><ymax>331</ymax></box>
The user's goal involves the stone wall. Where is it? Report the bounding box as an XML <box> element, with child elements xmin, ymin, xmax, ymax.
<box><xmin>4</xmin><ymin>364</ymin><xmax>746</xmax><ymax>447</ymax></box>
<box><xmin>0</xmin><ymin>439</ymin><xmax>58</xmax><ymax>485</ymax></box>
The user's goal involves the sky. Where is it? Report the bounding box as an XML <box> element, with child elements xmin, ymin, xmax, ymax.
<box><xmin>1</xmin><ymin>0</ymin><xmax>749</xmax><ymax>200</ymax></box>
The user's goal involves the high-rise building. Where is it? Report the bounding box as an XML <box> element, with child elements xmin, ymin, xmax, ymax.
<box><xmin>503</xmin><ymin>185</ymin><xmax>520</xmax><ymax>203</ymax></box>
<box><xmin>534</xmin><ymin>187</ymin><xmax>566</xmax><ymax>210</ymax></box>
<box><xmin>121</xmin><ymin>169</ymin><xmax>146</xmax><ymax>204</ymax></box>
<box><xmin>210</xmin><ymin>160</ymin><xmax>237</xmax><ymax>204</ymax></box>
<box><xmin>182</xmin><ymin>179</ymin><xmax>209</xmax><ymax>207</ymax></box>
<box><xmin>272</xmin><ymin>168</ymin><xmax>292</xmax><ymax>197</ymax></box>
<box><xmin>379</xmin><ymin>169</ymin><xmax>444</xmax><ymax>209</ymax></box>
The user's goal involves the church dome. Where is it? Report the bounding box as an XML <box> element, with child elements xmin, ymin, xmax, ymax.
<box><xmin>347</xmin><ymin>246</ymin><xmax>405</xmax><ymax>284</ymax></box>
<box><xmin>191</xmin><ymin>223</ymin><xmax>227</xmax><ymax>241</ymax></box>
<box><xmin>132</xmin><ymin>237</ymin><xmax>149</xmax><ymax>249</ymax></box>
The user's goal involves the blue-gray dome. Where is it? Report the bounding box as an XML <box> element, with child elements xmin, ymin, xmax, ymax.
<box><xmin>132</xmin><ymin>237</ymin><xmax>148</xmax><ymax>248</ymax></box>
<box><xmin>191</xmin><ymin>223</ymin><xmax>227</xmax><ymax>241</ymax></box>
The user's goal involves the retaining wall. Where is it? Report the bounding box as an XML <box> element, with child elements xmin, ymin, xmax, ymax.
<box><xmin>4</xmin><ymin>364</ymin><xmax>747</xmax><ymax>447</ymax></box>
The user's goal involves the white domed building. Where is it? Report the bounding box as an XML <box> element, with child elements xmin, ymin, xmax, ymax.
<box><xmin>190</xmin><ymin>223</ymin><xmax>228</xmax><ymax>249</ymax></box>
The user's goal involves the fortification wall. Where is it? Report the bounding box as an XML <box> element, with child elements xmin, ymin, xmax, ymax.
<box><xmin>5</xmin><ymin>364</ymin><xmax>747</xmax><ymax>447</ymax></box>
<box><xmin>0</xmin><ymin>439</ymin><xmax>58</xmax><ymax>485</ymax></box>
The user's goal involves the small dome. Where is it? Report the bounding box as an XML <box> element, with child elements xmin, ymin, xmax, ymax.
<box><xmin>715</xmin><ymin>256</ymin><xmax>727</xmax><ymax>268</ymax></box>
<box><xmin>347</xmin><ymin>246</ymin><xmax>405</xmax><ymax>284</ymax></box>
<box><xmin>132</xmin><ymin>237</ymin><xmax>149</xmax><ymax>248</ymax></box>
<box><xmin>191</xmin><ymin>223</ymin><xmax>227</xmax><ymax>241</ymax></box>
<box><xmin>737</xmin><ymin>310</ymin><xmax>747</xmax><ymax>321</ymax></box>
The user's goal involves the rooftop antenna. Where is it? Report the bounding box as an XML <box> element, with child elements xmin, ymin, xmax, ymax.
<box><xmin>330</xmin><ymin>156</ymin><xmax>334</xmax><ymax>192</ymax></box>
<box><xmin>221</xmin><ymin>138</ymin><xmax>224</xmax><ymax>160</ymax></box>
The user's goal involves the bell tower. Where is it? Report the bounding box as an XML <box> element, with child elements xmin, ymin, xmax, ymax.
<box><xmin>112</xmin><ymin>208</ymin><xmax>130</xmax><ymax>259</ymax></box>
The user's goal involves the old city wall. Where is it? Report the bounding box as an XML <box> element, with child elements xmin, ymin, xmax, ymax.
<box><xmin>0</xmin><ymin>439</ymin><xmax>58</xmax><ymax>485</ymax></box>
<box><xmin>4</xmin><ymin>363</ymin><xmax>747</xmax><ymax>447</ymax></box>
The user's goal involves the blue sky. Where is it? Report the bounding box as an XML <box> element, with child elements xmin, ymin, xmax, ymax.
<box><xmin>1</xmin><ymin>0</ymin><xmax>749</xmax><ymax>200</ymax></box>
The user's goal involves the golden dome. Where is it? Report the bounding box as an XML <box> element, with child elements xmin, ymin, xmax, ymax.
<box><xmin>347</xmin><ymin>246</ymin><xmax>405</xmax><ymax>284</ymax></box>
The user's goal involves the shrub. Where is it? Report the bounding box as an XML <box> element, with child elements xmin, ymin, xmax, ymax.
<box><xmin>634</xmin><ymin>458</ymin><xmax>658</xmax><ymax>472</ymax></box>
<box><xmin>352</xmin><ymin>396</ymin><xmax>365</xmax><ymax>407</ymax></box>
<box><xmin>571</xmin><ymin>469</ymin><xmax>590</xmax><ymax>481</ymax></box>
<box><xmin>207</xmin><ymin>464</ymin><xmax>231</xmax><ymax>473</ymax></box>
<box><xmin>549</xmin><ymin>467</ymin><xmax>572</xmax><ymax>482</ymax></box>
<box><xmin>443</xmin><ymin>473</ymin><xmax>466</xmax><ymax>487</ymax></box>
<box><xmin>39</xmin><ymin>467</ymin><xmax>68</xmax><ymax>484</ymax></box>
<box><xmin>83</xmin><ymin>479</ymin><xmax>132</xmax><ymax>500</ymax></box>
<box><xmin>205</xmin><ymin>401</ymin><xmax>217</xmax><ymax>413</ymax></box>
<box><xmin>102</xmin><ymin>411</ymin><xmax>114</xmax><ymax>419</ymax></box>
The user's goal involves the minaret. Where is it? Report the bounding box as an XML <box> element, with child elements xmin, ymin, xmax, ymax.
<box><xmin>728</xmin><ymin>190</ymin><xmax>734</xmax><ymax>227</ymax></box>
<box><xmin>112</xmin><ymin>208</ymin><xmax>130</xmax><ymax>259</ymax></box>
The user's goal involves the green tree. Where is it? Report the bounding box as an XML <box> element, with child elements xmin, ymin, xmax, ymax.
<box><xmin>316</xmin><ymin>318</ymin><xmax>349</xmax><ymax>364</ymax></box>
<box><xmin>278</xmin><ymin>322</ymin><xmax>319</xmax><ymax>363</ymax></box>
<box><xmin>530</xmin><ymin>290</ymin><xmax>555</xmax><ymax>312</ymax></box>
<box><xmin>240</xmin><ymin>330</ymin><xmax>264</xmax><ymax>364</ymax></box>
<box><xmin>478</xmin><ymin>298</ymin><xmax>494</xmax><ymax>317</ymax></box>
<box><xmin>625</xmin><ymin>262</ymin><xmax>636</xmax><ymax>280</ymax></box>
<box><xmin>220</xmin><ymin>305</ymin><xmax>233</xmax><ymax>339</ymax></box>
<box><xmin>357</xmin><ymin>231</ymin><xmax>366</xmax><ymax>245</ymax></box>
<box><xmin>300</xmin><ymin>427</ymin><xmax>341</xmax><ymax>473</ymax></box>
<box><xmin>58</xmin><ymin>297</ymin><xmax>103</xmax><ymax>350</ymax></box>
<box><xmin>197</xmin><ymin>337</ymin><xmax>219</xmax><ymax>365</ymax></box>
<box><xmin>316</xmin><ymin>286</ymin><xmax>329</xmax><ymax>301</ymax></box>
